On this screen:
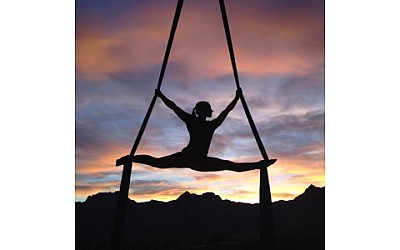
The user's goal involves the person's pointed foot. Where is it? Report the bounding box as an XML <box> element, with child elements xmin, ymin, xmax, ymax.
<box><xmin>257</xmin><ymin>159</ymin><xmax>277</xmax><ymax>168</ymax></box>
<box><xmin>267</xmin><ymin>158</ymin><xmax>277</xmax><ymax>166</ymax></box>
<box><xmin>116</xmin><ymin>154</ymin><xmax>133</xmax><ymax>166</ymax></box>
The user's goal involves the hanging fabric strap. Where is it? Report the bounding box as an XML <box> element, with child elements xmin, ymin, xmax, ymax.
<box><xmin>111</xmin><ymin>1</ymin><xmax>184</xmax><ymax>249</ymax></box>
<box><xmin>115</xmin><ymin>0</ymin><xmax>184</xmax><ymax>166</ymax></box>
<box><xmin>219</xmin><ymin>0</ymin><xmax>270</xmax><ymax>161</ymax></box>
<box><xmin>218</xmin><ymin>0</ymin><xmax>275</xmax><ymax>249</ymax></box>
<box><xmin>128</xmin><ymin>0</ymin><xmax>184</xmax><ymax>160</ymax></box>
<box><xmin>219</xmin><ymin>0</ymin><xmax>240</xmax><ymax>89</ymax></box>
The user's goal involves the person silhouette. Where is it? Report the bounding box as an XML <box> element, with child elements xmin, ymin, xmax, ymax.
<box><xmin>121</xmin><ymin>88</ymin><xmax>276</xmax><ymax>172</ymax></box>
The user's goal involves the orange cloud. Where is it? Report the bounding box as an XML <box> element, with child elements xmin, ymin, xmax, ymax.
<box><xmin>75</xmin><ymin>180</ymin><xmax>121</xmax><ymax>202</ymax></box>
<box><xmin>76</xmin><ymin>0</ymin><xmax>324</xmax><ymax>81</ymax></box>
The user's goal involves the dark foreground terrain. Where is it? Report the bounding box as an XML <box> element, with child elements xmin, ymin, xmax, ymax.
<box><xmin>76</xmin><ymin>185</ymin><xmax>324</xmax><ymax>250</ymax></box>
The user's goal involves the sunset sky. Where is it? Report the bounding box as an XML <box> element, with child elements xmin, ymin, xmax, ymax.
<box><xmin>4</xmin><ymin>1</ymin><xmax>400</xmax><ymax>249</ymax></box>
<box><xmin>75</xmin><ymin>0</ymin><xmax>325</xmax><ymax>203</ymax></box>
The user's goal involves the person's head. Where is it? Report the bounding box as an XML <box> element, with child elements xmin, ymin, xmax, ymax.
<box><xmin>193</xmin><ymin>101</ymin><xmax>213</xmax><ymax>118</ymax></box>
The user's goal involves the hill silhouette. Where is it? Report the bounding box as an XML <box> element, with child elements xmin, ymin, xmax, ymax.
<box><xmin>76</xmin><ymin>185</ymin><xmax>324</xmax><ymax>249</ymax></box>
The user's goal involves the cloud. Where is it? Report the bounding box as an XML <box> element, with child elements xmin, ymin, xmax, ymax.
<box><xmin>129</xmin><ymin>179</ymin><xmax>186</xmax><ymax>197</ymax></box>
<box><xmin>75</xmin><ymin>179</ymin><xmax>121</xmax><ymax>201</ymax></box>
<box><xmin>75</xmin><ymin>0</ymin><xmax>324</xmax><ymax>82</ymax></box>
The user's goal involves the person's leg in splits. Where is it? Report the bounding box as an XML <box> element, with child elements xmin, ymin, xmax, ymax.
<box><xmin>129</xmin><ymin>154</ymin><xmax>276</xmax><ymax>172</ymax></box>
<box><xmin>190</xmin><ymin>157</ymin><xmax>277</xmax><ymax>172</ymax></box>
<box><xmin>131</xmin><ymin>153</ymin><xmax>195</xmax><ymax>169</ymax></box>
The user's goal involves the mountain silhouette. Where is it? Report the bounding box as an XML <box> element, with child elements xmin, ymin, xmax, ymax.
<box><xmin>76</xmin><ymin>185</ymin><xmax>324</xmax><ymax>250</ymax></box>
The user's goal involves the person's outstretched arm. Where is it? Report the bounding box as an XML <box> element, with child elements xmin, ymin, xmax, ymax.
<box><xmin>155</xmin><ymin>89</ymin><xmax>190</xmax><ymax>122</ymax></box>
<box><xmin>213</xmin><ymin>88</ymin><xmax>242</xmax><ymax>127</ymax></box>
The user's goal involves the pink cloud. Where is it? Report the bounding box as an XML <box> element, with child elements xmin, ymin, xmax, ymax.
<box><xmin>76</xmin><ymin>0</ymin><xmax>324</xmax><ymax>81</ymax></box>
